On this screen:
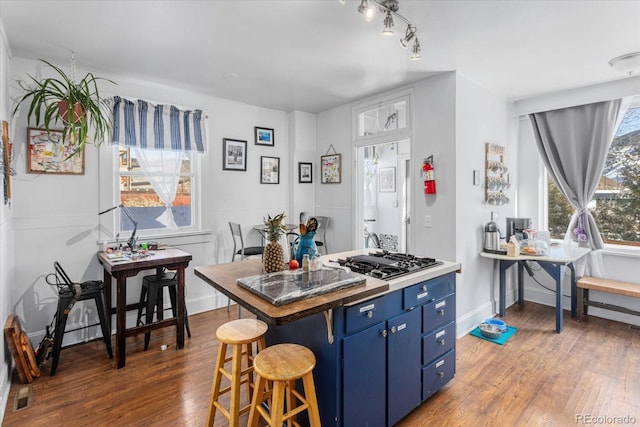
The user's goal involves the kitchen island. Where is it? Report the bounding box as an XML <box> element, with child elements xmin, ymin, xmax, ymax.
<box><xmin>194</xmin><ymin>249</ymin><xmax>461</xmax><ymax>427</ymax></box>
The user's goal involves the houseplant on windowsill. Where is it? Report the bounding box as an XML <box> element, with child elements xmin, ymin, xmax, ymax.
<box><xmin>12</xmin><ymin>58</ymin><xmax>115</xmax><ymax>156</ymax></box>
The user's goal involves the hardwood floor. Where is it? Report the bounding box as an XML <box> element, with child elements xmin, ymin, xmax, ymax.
<box><xmin>3</xmin><ymin>302</ymin><xmax>639</xmax><ymax>426</ymax></box>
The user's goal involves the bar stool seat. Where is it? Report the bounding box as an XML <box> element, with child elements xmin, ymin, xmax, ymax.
<box><xmin>207</xmin><ymin>318</ymin><xmax>268</xmax><ymax>427</ymax></box>
<box><xmin>136</xmin><ymin>271</ymin><xmax>191</xmax><ymax>351</ymax></box>
<box><xmin>248</xmin><ymin>343</ymin><xmax>321</xmax><ymax>427</ymax></box>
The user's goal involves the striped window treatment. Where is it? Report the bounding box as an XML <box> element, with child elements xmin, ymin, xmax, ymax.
<box><xmin>111</xmin><ymin>96</ymin><xmax>205</xmax><ymax>152</ymax></box>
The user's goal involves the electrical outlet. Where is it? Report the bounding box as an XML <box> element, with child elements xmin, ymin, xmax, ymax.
<box><xmin>424</xmin><ymin>215</ymin><xmax>432</xmax><ymax>228</ymax></box>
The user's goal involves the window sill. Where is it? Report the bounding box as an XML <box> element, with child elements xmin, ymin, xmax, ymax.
<box><xmin>601</xmin><ymin>244</ymin><xmax>640</xmax><ymax>259</ymax></box>
<box><xmin>98</xmin><ymin>229</ymin><xmax>212</xmax><ymax>246</ymax></box>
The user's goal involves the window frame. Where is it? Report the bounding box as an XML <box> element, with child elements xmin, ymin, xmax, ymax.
<box><xmin>543</xmin><ymin>101</ymin><xmax>640</xmax><ymax>249</ymax></box>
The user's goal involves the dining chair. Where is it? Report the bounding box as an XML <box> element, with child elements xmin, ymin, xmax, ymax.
<box><xmin>314</xmin><ymin>216</ymin><xmax>330</xmax><ymax>255</ymax></box>
<box><xmin>229</xmin><ymin>222</ymin><xmax>263</xmax><ymax>262</ymax></box>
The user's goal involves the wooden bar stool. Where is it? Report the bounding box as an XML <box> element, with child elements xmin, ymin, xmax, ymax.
<box><xmin>206</xmin><ymin>318</ymin><xmax>268</xmax><ymax>427</ymax></box>
<box><xmin>248</xmin><ymin>343</ymin><xmax>321</xmax><ymax>427</ymax></box>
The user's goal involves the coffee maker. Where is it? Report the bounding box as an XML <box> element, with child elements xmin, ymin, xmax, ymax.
<box><xmin>506</xmin><ymin>217</ymin><xmax>532</xmax><ymax>242</ymax></box>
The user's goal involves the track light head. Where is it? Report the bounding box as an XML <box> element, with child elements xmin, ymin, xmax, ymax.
<box><xmin>400</xmin><ymin>25</ymin><xmax>416</xmax><ymax>48</ymax></box>
<box><xmin>410</xmin><ymin>38</ymin><xmax>421</xmax><ymax>60</ymax></box>
<box><xmin>382</xmin><ymin>10</ymin><xmax>394</xmax><ymax>35</ymax></box>
<box><xmin>358</xmin><ymin>0</ymin><xmax>377</xmax><ymax>22</ymax></box>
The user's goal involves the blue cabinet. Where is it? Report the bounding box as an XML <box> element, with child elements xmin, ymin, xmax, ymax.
<box><xmin>264</xmin><ymin>271</ymin><xmax>456</xmax><ymax>426</ymax></box>
<box><xmin>343</xmin><ymin>320</ymin><xmax>386</xmax><ymax>426</ymax></box>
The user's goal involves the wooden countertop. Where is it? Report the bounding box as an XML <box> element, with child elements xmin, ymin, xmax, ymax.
<box><xmin>194</xmin><ymin>258</ymin><xmax>389</xmax><ymax>326</ymax></box>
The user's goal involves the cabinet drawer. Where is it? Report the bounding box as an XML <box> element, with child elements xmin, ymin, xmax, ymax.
<box><xmin>422</xmin><ymin>349</ymin><xmax>456</xmax><ymax>401</ymax></box>
<box><xmin>345</xmin><ymin>296</ymin><xmax>390</xmax><ymax>335</ymax></box>
<box><xmin>422</xmin><ymin>293</ymin><xmax>455</xmax><ymax>332</ymax></box>
<box><xmin>403</xmin><ymin>273</ymin><xmax>454</xmax><ymax>309</ymax></box>
<box><xmin>422</xmin><ymin>321</ymin><xmax>455</xmax><ymax>365</ymax></box>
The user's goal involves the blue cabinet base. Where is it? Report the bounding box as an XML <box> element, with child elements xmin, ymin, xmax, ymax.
<box><xmin>263</xmin><ymin>272</ymin><xmax>456</xmax><ymax>426</ymax></box>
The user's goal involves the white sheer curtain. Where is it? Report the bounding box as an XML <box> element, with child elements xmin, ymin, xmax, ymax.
<box><xmin>133</xmin><ymin>148</ymin><xmax>183</xmax><ymax>231</ymax></box>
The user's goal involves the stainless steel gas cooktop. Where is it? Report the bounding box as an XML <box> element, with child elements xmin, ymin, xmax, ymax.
<box><xmin>334</xmin><ymin>251</ymin><xmax>443</xmax><ymax>280</ymax></box>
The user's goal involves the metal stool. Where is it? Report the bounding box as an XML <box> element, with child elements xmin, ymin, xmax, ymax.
<box><xmin>135</xmin><ymin>271</ymin><xmax>191</xmax><ymax>351</ymax></box>
<box><xmin>248</xmin><ymin>343</ymin><xmax>321</xmax><ymax>427</ymax></box>
<box><xmin>207</xmin><ymin>318</ymin><xmax>268</xmax><ymax>427</ymax></box>
<box><xmin>49</xmin><ymin>262</ymin><xmax>113</xmax><ymax>376</ymax></box>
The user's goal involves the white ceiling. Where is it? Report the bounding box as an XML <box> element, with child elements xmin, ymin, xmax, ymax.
<box><xmin>1</xmin><ymin>0</ymin><xmax>639</xmax><ymax>113</ymax></box>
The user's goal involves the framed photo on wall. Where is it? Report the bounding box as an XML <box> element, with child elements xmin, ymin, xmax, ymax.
<box><xmin>255</xmin><ymin>126</ymin><xmax>274</xmax><ymax>146</ymax></box>
<box><xmin>27</xmin><ymin>127</ymin><xmax>84</xmax><ymax>175</ymax></box>
<box><xmin>261</xmin><ymin>156</ymin><xmax>280</xmax><ymax>184</ymax></box>
<box><xmin>379</xmin><ymin>167</ymin><xmax>396</xmax><ymax>192</ymax></box>
<box><xmin>222</xmin><ymin>138</ymin><xmax>247</xmax><ymax>171</ymax></box>
<box><xmin>298</xmin><ymin>162</ymin><xmax>312</xmax><ymax>183</ymax></box>
<box><xmin>321</xmin><ymin>153</ymin><xmax>341</xmax><ymax>184</ymax></box>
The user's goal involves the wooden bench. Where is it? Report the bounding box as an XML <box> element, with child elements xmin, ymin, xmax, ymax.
<box><xmin>577</xmin><ymin>276</ymin><xmax>640</xmax><ymax>320</ymax></box>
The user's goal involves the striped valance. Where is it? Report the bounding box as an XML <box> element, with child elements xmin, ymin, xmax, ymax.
<box><xmin>112</xmin><ymin>96</ymin><xmax>205</xmax><ymax>153</ymax></box>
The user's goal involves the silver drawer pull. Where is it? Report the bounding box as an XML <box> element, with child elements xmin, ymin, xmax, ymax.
<box><xmin>438</xmin><ymin>339</ymin><xmax>445</xmax><ymax>346</ymax></box>
<box><xmin>366</xmin><ymin>311</ymin><xmax>373</xmax><ymax>319</ymax></box>
<box><xmin>380</xmin><ymin>329</ymin><xmax>388</xmax><ymax>338</ymax></box>
<box><xmin>438</xmin><ymin>309</ymin><xmax>445</xmax><ymax>316</ymax></box>
<box><xmin>390</xmin><ymin>326</ymin><xmax>397</xmax><ymax>334</ymax></box>
<box><xmin>438</xmin><ymin>371</ymin><xmax>444</xmax><ymax>378</ymax></box>
<box><xmin>421</xmin><ymin>285</ymin><xmax>427</xmax><ymax>292</ymax></box>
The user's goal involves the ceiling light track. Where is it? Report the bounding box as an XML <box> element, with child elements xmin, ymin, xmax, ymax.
<box><xmin>346</xmin><ymin>0</ymin><xmax>421</xmax><ymax>60</ymax></box>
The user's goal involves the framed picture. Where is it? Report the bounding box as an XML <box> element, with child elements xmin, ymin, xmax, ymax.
<box><xmin>321</xmin><ymin>153</ymin><xmax>341</xmax><ymax>184</ymax></box>
<box><xmin>222</xmin><ymin>138</ymin><xmax>247</xmax><ymax>171</ymax></box>
<box><xmin>261</xmin><ymin>156</ymin><xmax>280</xmax><ymax>184</ymax></box>
<box><xmin>27</xmin><ymin>127</ymin><xmax>84</xmax><ymax>175</ymax></box>
<box><xmin>255</xmin><ymin>126</ymin><xmax>274</xmax><ymax>146</ymax></box>
<box><xmin>298</xmin><ymin>162</ymin><xmax>312</xmax><ymax>183</ymax></box>
<box><xmin>379</xmin><ymin>167</ymin><xmax>396</xmax><ymax>192</ymax></box>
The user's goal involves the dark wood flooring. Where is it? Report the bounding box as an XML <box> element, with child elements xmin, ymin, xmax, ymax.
<box><xmin>3</xmin><ymin>302</ymin><xmax>639</xmax><ymax>426</ymax></box>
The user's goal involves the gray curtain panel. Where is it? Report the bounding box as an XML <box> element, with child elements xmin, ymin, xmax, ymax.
<box><xmin>528</xmin><ymin>99</ymin><xmax>624</xmax><ymax>253</ymax></box>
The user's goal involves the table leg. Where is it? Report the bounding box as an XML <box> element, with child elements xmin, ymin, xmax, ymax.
<box><xmin>498</xmin><ymin>261</ymin><xmax>507</xmax><ymax>317</ymax></box>
<box><xmin>116</xmin><ymin>274</ymin><xmax>127</xmax><ymax>368</ymax></box>
<box><xmin>537</xmin><ymin>262</ymin><xmax>565</xmax><ymax>333</ymax></box>
<box><xmin>176</xmin><ymin>267</ymin><xmax>185</xmax><ymax>350</ymax></box>
<box><xmin>103</xmin><ymin>269</ymin><xmax>112</xmax><ymax>335</ymax></box>
<box><xmin>517</xmin><ymin>261</ymin><xmax>525</xmax><ymax>309</ymax></box>
<box><xmin>569</xmin><ymin>263</ymin><xmax>577</xmax><ymax>318</ymax></box>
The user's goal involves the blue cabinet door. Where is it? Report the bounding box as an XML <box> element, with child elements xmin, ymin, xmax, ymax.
<box><xmin>343</xmin><ymin>320</ymin><xmax>386</xmax><ymax>427</ymax></box>
<box><xmin>387</xmin><ymin>309</ymin><xmax>422</xmax><ymax>426</ymax></box>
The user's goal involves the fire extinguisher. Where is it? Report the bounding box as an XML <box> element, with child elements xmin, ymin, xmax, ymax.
<box><xmin>422</xmin><ymin>156</ymin><xmax>436</xmax><ymax>195</ymax></box>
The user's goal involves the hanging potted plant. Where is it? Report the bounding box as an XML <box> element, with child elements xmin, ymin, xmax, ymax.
<box><xmin>12</xmin><ymin>58</ymin><xmax>116</xmax><ymax>156</ymax></box>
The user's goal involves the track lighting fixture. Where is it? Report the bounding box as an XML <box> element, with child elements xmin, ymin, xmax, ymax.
<box><xmin>342</xmin><ymin>0</ymin><xmax>421</xmax><ymax>60</ymax></box>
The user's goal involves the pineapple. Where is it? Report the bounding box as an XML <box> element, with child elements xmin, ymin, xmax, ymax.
<box><xmin>263</xmin><ymin>213</ymin><xmax>287</xmax><ymax>273</ymax></box>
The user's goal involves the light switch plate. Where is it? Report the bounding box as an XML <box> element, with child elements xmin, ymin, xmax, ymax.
<box><xmin>424</xmin><ymin>215</ymin><xmax>432</xmax><ymax>228</ymax></box>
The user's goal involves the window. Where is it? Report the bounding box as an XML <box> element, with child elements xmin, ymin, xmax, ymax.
<box><xmin>547</xmin><ymin>106</ymin><xmax>640</xmax><ymax>245</ymax></box>
<box><xmin>118</xmin><ymin>147</ymin><xmax>198</xmax><ymax>235</ymax></box>
<box><xmin>353</xmin><ymin>93</ymin><xmax>411</xmax><ymax>142</ymax></box>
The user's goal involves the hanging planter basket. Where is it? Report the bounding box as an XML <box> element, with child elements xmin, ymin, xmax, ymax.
<box><xmin>57</xmin><ymin>100</ymin><xmax>85</xmax><ymax>125</ymax></box>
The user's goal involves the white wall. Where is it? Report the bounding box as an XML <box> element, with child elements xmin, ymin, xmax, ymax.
<box><xmin>454</xmin><ymin>74</ymin><xmax>516</xmax><ymax>334</ymax></box>
<box><xmin>0</xmin><ymin>18</ymin><xmax>14</xmax><ymax>423</ymax></box>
